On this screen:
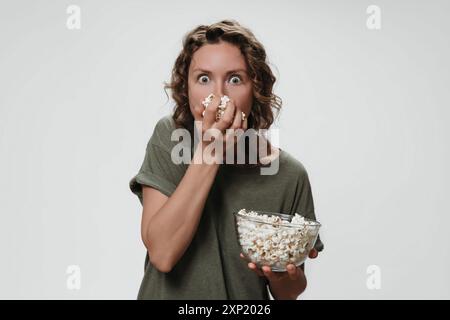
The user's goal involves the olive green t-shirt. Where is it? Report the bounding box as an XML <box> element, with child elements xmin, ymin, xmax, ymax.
<box><xmin>129</xmin><ymin>115</ymin><xmax>324</xmax><ymax>300</ymax></box>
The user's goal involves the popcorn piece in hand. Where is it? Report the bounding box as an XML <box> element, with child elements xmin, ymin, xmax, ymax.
<box><xmin>201</xmin><ymin>93</ymin><xmax>215</xmax><ymax>117</ymax></box>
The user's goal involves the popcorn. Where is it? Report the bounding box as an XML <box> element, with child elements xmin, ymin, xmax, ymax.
<box><xmin>201</xmin><ymin>93</ymin><xmax>215</xmax><ymax>117</ymax></box>
<box><xmin>216</xmin><ymin>95</ymin><xmax>230</xmax><ymax>121</ymax></box>
<box><xmin>219</xmin><ymin>95</ymin><xmax>230</xmax><ymax>109</ymax></box>
<box><xmin>234</xmin><ymin>209</ymin><xmax>321</xmax><ymax>271</ymax></box>
<box><xmin>202</xmin><ymin>93</ymin><xmax>215</xmax><ymax>108</ymax></box>
<box><xmin>200</xmin><ymin>94</ymin><xmax>230</xmax><ymax>120</ymax></box>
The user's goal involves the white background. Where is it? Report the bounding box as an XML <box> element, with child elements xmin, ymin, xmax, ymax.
<box><xmin>0</xmin><ymin>0</ymin><xmax>449</xmax><ymax>299</ymax></box>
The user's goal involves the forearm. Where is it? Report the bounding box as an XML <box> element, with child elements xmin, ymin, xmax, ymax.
<box><xmin>147</xmin><ymin>145</ymin><xmax>219</xmax><ymax>271</ymax></box>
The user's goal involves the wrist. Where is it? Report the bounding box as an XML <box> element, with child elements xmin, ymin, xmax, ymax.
<box><xmin>268</xmin><ymin>282</ymin><xmax>299</xmax><ymax>300</ymax></box>
<box><xmin>267</xmin><ymin>275</ymin><xmax>306</xmax><ymax>300</ymax></box>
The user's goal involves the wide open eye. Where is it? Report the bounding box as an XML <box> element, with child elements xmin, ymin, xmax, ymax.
<box><xmin>198</xmin><ymin>74</ymin><xmax>210</xmax><ymax>84</ymax></box>
<box><xmin>229</xmin><ymin>75</ymin><xmax>242</xmax><ymax>84</ymax></box>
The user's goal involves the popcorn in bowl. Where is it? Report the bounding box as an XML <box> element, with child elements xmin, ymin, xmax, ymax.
<box><xmin>233</xmin><ymin>209</ymin><xmax>321</xmax><ymax>272</ymax></box>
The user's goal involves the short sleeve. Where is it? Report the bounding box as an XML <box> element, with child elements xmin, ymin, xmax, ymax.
<box><xmin>291</xmin><ymin>166</ymin><xmax>325</xmax><ymax>253</ymax></box>
<box><xmin>129</xmin><ymin>117</ymin><xmax>187</xmax><ymax>206</ymax></box>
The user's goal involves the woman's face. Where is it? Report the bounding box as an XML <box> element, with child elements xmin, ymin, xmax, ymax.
<box><xmin>187</xmin><ymin>41</ymin><xmax>253</xmax><ymax>122</ymax></box>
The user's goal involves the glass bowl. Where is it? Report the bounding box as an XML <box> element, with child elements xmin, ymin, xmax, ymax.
<box><xmin>233</xmin><ymin>209</ymin><xmax>321</xmax><ymax>272</ymax></box>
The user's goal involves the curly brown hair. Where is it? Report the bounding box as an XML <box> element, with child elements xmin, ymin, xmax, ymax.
<box><xmin>164</xmin><ymin>19</ymin><xmax>282</xmax><ymax>135</ymax></box>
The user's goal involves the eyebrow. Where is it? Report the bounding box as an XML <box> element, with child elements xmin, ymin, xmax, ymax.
<box><xmin>192</xmin><ymin>68</ymin><xmax>248</xmax><ymax>75</ymax></box>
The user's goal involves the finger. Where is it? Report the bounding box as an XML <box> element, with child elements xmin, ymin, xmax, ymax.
<box><xmin>239</xmin><ymin>253</ymin><xmax>248</xmax><ymax>261</ymax></box>
<box><xmin>309</xmin><ymin>248</ymin><xmax>318</xmax><ymax>259</ymax></box>
<box><xmin>286</xmin><ymin>264</ymin><xmax>298</xmax><ymax>280</ymax></box>
<box><xmin>225</xmin><ymin>108</ymin><xmax>243</xmax><ymax>149</ymax></box>
<box><xmin>248</xmin><ymin>262</ymin><xmax>265</xmax><ymax>277</ymax></box>
<box><xmin>203</xmin><ymin>94</ymin><xmax>219</xmax><ymax>128</ymax></box>
<box><xmin>201</xmin><ymin>93</ymin><xmax>214</xmax><ymax>118</ymax></box>
<box><xmin>192</xmin><ymin>102</ymin><xmax>204</xmax><ymax>122</ymax></box>
<box><xmin>248</xmin><ymin>263</ymin><xmax>265</xmax><ymax>277</ymax></box>
<box><xmin>230</xmin><ymin>106</ymin><xmax>242</xmax><ymax>130</ymax></box>
<box><xmin>215</xmin><ymin>102</ymin><xmax>236</xmax><ymax>132</ymax></box>
<box><xmin>262</xmin><ymin>266</ymin><xmax>279</xmax><ymax>282</ymax></box>
<box><xmin>242</xmin><ymin>113</ymin><xmax>248</xmax><ymax>131</ymax></box>
<box><xmin>214</xmin><ymin>97</ymin><xmax>236</xmax><ymax>132</ymax></box>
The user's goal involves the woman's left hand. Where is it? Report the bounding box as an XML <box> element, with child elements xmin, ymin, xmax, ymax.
<box><xmin>240</xmin><ymin>249</ymin><xmax>318</xmax><ymax>280</ymax></box>
<box><xmin>239</xmin><ymin>249</ymin><xmax>319</xmax><ymax>299</ymax></box>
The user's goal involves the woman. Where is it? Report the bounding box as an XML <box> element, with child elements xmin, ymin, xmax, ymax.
<box><xmin>129</xmin><ymin>19</ymin><xmax>324</xmax><ymax>300</ymax></box>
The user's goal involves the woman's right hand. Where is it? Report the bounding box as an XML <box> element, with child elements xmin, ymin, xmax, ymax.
<box><xmin>192</xmin><ymin>93</ymin><xmax>248</xmax><ymax>163</ymax></box>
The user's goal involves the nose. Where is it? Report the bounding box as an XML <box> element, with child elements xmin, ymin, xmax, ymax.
<box><xmin>213</xmin><ymin>83</ymin><xmax>227</xmax><ymax>98</ymax></box>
